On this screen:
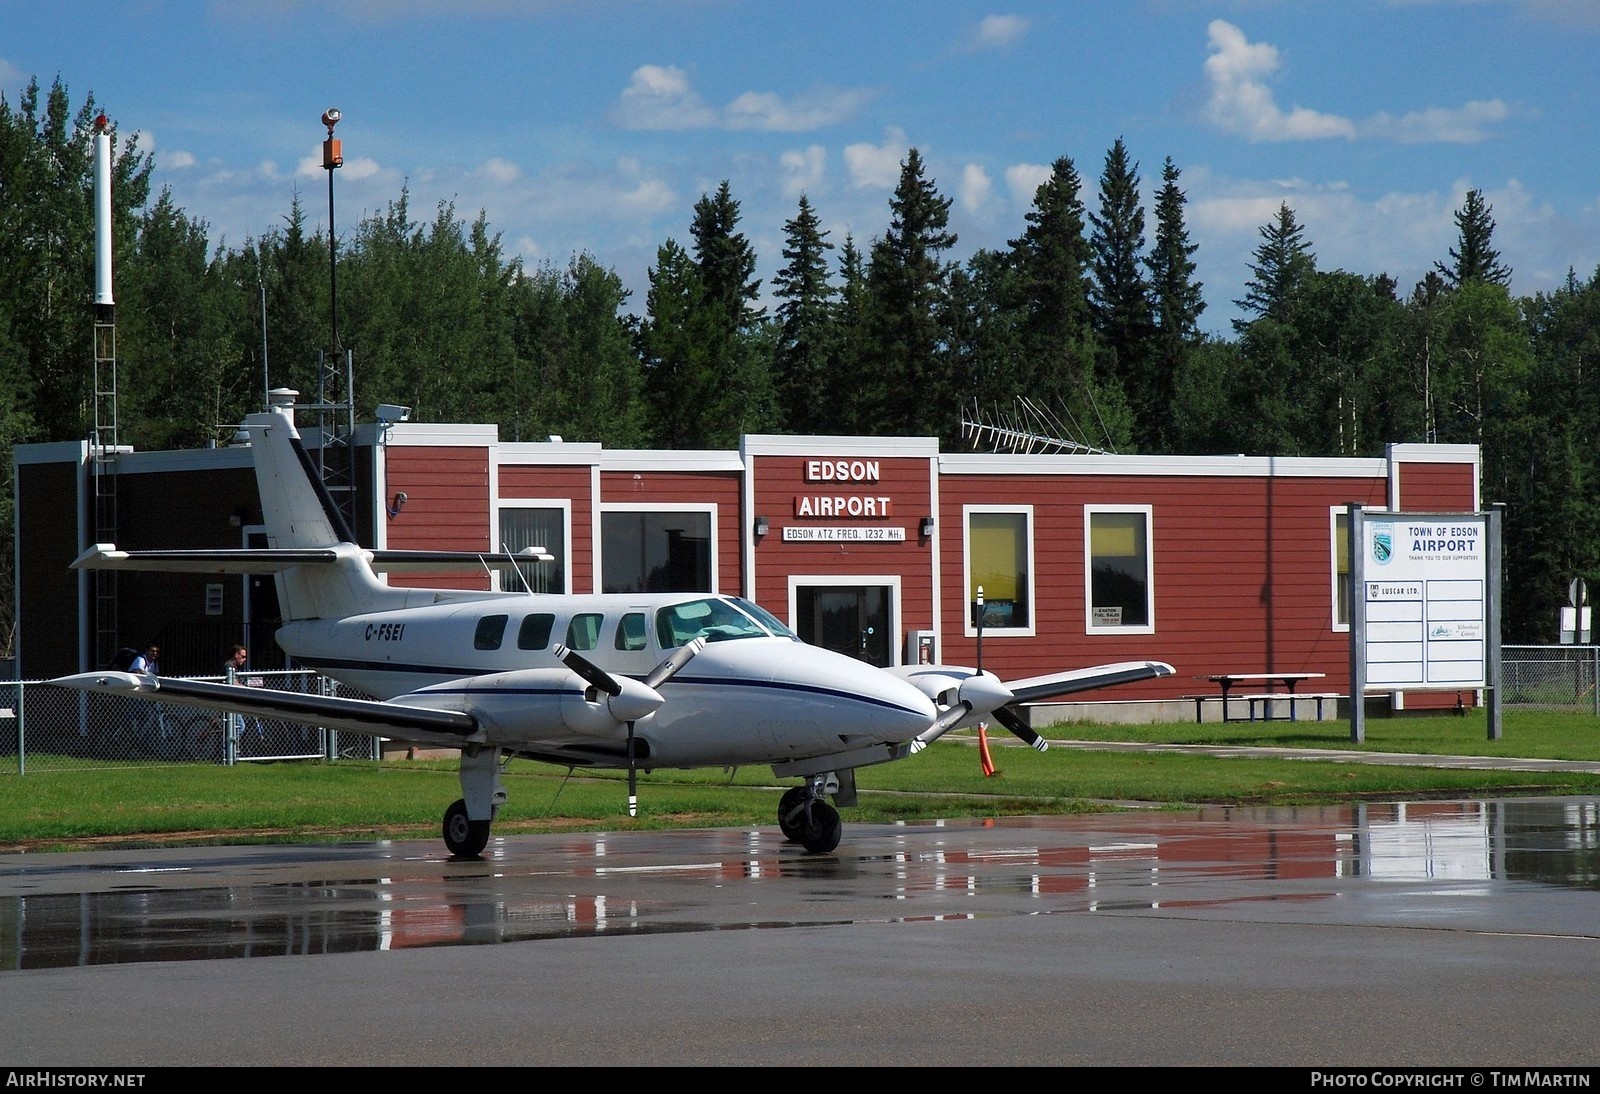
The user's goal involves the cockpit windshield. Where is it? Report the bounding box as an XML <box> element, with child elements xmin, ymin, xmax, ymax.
<box><xmin>655</xmin><ymin>596</ymin><xmax>798</xmax><ymax>647</ymax></box>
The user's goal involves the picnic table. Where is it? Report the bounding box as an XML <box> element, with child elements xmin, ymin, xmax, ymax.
<box><xmin>1189</xmin><ymin>672</ymin><xmax>1333</xmax><ymax>723</ymax></box>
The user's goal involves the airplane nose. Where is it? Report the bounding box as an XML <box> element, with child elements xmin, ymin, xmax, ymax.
<box><xmin>817</xmin><ymin>650</ymin><xmax>937</xmax><ymax>739</ymax></box>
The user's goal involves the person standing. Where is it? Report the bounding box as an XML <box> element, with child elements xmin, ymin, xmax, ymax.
<box><xmin>225</xmin><ymin>644</ymin><xmax>266</xmax><ymax>751</ymax></box>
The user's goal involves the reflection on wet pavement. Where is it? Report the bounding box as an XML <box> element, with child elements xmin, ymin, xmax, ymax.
<box><xmin>1</xmin><ymin>797</ymin><xmax>1595</xmax><ymax>970</ymax></box>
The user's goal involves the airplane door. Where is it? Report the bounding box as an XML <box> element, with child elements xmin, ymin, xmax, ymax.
<box><xmin>794</xmin><ymin>584</ymin><xmax>893</xmax><ymax>666</ymax></box>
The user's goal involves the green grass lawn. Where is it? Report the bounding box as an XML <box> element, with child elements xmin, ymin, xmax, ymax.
<box><xmin>4</xmin><ymin>709</ymin><xmax>1598</xmax><ymax>852</ymax></box>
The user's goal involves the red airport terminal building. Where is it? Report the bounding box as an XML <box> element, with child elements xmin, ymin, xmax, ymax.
<box><xmin>14</xmin><ymin>393</ymin><xmax>1481</xmax><ymax>721</ymax></box>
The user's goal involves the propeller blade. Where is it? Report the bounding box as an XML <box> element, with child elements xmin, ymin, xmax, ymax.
<box><xmin>554</xmin><ymin>643</ymin><xmax>621</xmax><ymax>697</ymax></box>
<box><xmin>992</xmin><ymin>705</ymin><xmax>1048</xmax><ymax>752</ymax></box>
<box><xmin>644</xmin><ymin>636</ymin><xmax>706</xmax><ymax>689</ymax></box>
<box><xmin>915</xmin><ymin>700</ymin><xmax>973</xmax><ymax>746</ymax></box>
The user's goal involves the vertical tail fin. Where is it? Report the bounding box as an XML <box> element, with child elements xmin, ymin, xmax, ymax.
<box><xmin>247</xmin><ymin>401</ymin><xmax>384</xmax><ymax>622</ymax></box>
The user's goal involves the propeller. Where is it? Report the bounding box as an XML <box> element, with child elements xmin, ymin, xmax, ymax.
<box><xmin>554</xmin><ymin>639</ymin><xmax>705</xmax><ymax>819</ymax></box>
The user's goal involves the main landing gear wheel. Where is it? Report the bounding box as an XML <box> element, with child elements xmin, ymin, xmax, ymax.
<box><xmin>800</xmin><ymin>800</ymin><xmax>842</xmax><ymax>854</ymax></box>
<box><xmin>443</xmin><ymin>798</ymin><xmax>490</xmax><ymax>858</ymax></box>
<box><xmin>777</xmin><ymin>786</ymin><xmax>842</xmax><ymax>853</ymax></box>
<box><xmin>778</xmin><ymin>786</ymin><xmax>809</xmax><ymax>842</ymax></box>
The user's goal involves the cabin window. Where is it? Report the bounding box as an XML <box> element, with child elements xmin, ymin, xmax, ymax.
<box><xmin>964</xmin><ymin>506</ymin><xmax>1033</xmax><ymax>636</ymax></box>
<box><xmin>474</xmin><ymin>614</ymin><xmax>509</xmax><ymax>650</ymax></box>
<box><xmin>1085</xmin><ymin>505</ymin><xmax>1154</xmax><ymax>634</ymax></box>
<box><xmin>566</xmin><ymin>612</ymin><xmax>603</xmax><ymax>651</ymax></box>
<box><xmin>600</xmin><ymin>508</ymin><xmax>713</xmax><ymax>593</ymax></box>
<box><xmin>517</xmin><ymin>613</ymin><xmax>555</xmax><ymax>650</ymax></box>
<box><xmin>1332</xmin><ymin>508</ymin><xmax>1351</xmax><ymax>631</ymax></box>
<box><xmin>499</xmin><ymin>502</ymin><xmax>568</xmax><ymax>593</ymax></box>
<box><xmin>615</xmin><ymin>612</ymin><xmax>648</xmax><ymax>651</ymax></box>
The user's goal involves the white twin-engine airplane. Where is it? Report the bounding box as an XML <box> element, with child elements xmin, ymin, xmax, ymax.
<box><xmin>50</xmin><ymin>403</ymin><xmax>1174</xmax><ymax>857</ymax></box>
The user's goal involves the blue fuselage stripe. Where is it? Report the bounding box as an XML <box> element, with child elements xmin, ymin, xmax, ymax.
<box><xmin>296</xmin><ymin>658</ymin><xmax>927</xmax><ymax>718</ymax></box>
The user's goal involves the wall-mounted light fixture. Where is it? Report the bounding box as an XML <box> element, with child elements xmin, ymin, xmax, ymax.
<box><xmin>388</xmin><ymin>491</ymin><xmax>409</xmax><ymax>519</ymax></box>
<box><xmin>754</xmin><ymin>515</ymin><xmax>770</xmax><ymax>538</ymax></box>
<box><xmin>920</xmin><ymin>516</ymin><xmax>935</xmax><ymax>538</ymax></box>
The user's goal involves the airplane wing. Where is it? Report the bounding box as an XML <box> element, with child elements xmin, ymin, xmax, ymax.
<box><xmin>48</xmin><ymin>670</ymin><xmax>480</xmax><ymax>745</ymax></box>
<box><xmin>890</xmin><ymin>658</ymin><xmax>1176</xmax><ymax>753</ymax></box>
<box><xmin>70</xmin><ymin>543</ymin><xmax>551</xmax><ymax>576</ymax></box>
<box><xmin>1006</xmin><ymin>660</ymin><xmax>1176</xmax><ymax>703</ymax></box>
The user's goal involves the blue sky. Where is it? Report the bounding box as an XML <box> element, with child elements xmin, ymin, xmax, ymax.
<box><xmin>6</xmin><ymin>1</ymin><xmax>1599</xmax><ymax>336</ymax></box>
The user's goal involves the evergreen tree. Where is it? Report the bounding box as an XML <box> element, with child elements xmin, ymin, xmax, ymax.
<box><xmin>1007</xmin><ymin>156</ymin><xmax>1097</xmax><ymax>421</ymax></box>
<box><xmin>1436</xmin><ymin>188</ymin><xmax>1512</xmax><ymax>289</ymax></box>
<box><xmin>685</xmin><ymin>181</ymin><xmax>775</xmax><ymax>443</ymax></box>
<box><xmin>862</xmin><ymin>148</ymin><xmax>957</xmax><ymax>438</ymax></box>
<box><xmin>1142</xmin><ymin>157</ymin><xmax>1205</xmax><ymax>450</ymax></box>
<box><xmin>258</xmin><ymin>192</ymin><xmax>332</xmax><ymax>401</ymax></box>
<box><xmin>826</xmin><ymin>233</ymin><xmax>870</xmax><ymax>434</ymax></box>
<box><xmin>638</xmin><ymin>239</ymin><xmax>720</xmax><ymax>447</ymax></box>
<box><xmin>118</xmin><ymin>189</ymin><xmax>245</xmax><ymax>450</ymax></box>
<box><xmin>1234</xmin><ymin>202</ymin><xmax>1314</xmax><ymax>329</ymax></box>
<box><xmin>691</xmin><ymin>180</ymin><xmax>765</xmax><ymax>331</ymax></box>
<box><xmin>771</xmin><ymin>194</ymin><xmax>836</xmax><ymax>432</ymax></box>
<box><xmin>1087</xmin><ymin>138</ymin><xmax>1153</xmax><ymax>445</ymax></box>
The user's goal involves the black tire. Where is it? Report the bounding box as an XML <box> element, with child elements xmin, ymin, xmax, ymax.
<box><xmin>777</xmin><ymin>786</ymin><xmax>809</xmax><ymax>842</ymax></box>
<box><xmin>800</xmin><ymin>800</ymin><xmax>842</xmax><ymax>854</ymax></box>
<box><xmin>443</xmin><ymin>798</ymin><xmax>490</xmax><ymax>858</ymax></box>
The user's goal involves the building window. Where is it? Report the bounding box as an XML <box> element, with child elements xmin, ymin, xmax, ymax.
<box><xmin>499</xmin><ymin>502</ymin><xmax>568</xmax><ymax>593</ymax></box>
<box><xmin>1085</xmin><ymin>505</ymin><xmax>1153</xmax><ymax>634</ymax></box>
<box><xmin>601</xmin><ymin>507</ymin><xmax>714</xmax><ymax>594</ymax></box>
<box><xmin>1332</xmin><ymin>508</ymin><xmax>1351</xmax><ymax>631</ymax></box>
<box><xmin>965</xmin><ymin>507</ymin><xmax>1032</xmax><ymax>635</ymax></box>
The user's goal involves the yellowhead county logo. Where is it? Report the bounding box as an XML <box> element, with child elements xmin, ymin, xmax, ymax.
<box><xmin>1371</xmin><ymin>525</ymin><xmax>1393</xmax><ymax>565</ymax></box>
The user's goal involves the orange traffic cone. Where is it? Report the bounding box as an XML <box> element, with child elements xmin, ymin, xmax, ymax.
<box><xmin>978</xmin><ymin>722</ymin><xmax>996</xmax><ymax>777</ymax></box>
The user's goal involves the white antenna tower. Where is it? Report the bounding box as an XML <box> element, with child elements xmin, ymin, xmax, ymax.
<box><xmin>960</xmin><ymin>397</ymin><xmax>1109</xmax><ymax>455</ymax></box>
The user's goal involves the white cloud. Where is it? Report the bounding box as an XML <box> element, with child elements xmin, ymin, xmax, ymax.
<box><xmin>1004</xmin><ymin>162</ymin><xmax>1055</xmax><ymax>206</ymax></box>
<box><xmin>960</xmin><ymin>163</ymin><xmax>992</xmax><ymax>213</ymax></box>
<box><xmin>780</xmin><ymin>145</ymin><xmax>827</xmax><ymax>197</ymax></box>
<box><xmin>297</xmin><ymin>152</ymin><xmax>381</xmax><ymax>180</ymax></box>
<box><xmin>844</xmin><ymin>128</ymin><xmax>908</xmax><ymax>190</ymax></box>
<box><xmin>477</xmin><ymin>157</ymin><xmax>521</xmax><ymax>184</ymax></box>
<box><xmin>1202</xmin><ymin>20</ymin><xmax>1511</xmax><ymax>145</ymax></box>
<box><xmin>1203</xmin><ymin>20</ymin><xmax>1356</xmax><ymax>141</ymax></box>
<box><xmin>616</xmin><ymin>64</ymin><xmax>869</xmax><ymax>132</ymax></box>
<box><xmin>724</xmin><ymin>86</ymin><xmax>872</xmax><ymax>131</ymax></box>
<box><xmin>615</xmin><ymin>64</ymin><xmax>718</xmax><ymax>130</ymax></box>
<box><xmin>1364</xmin><ymin>99</ymin><xmax>1510</xmax><ymax>144</ymax></box>
<box><xmin>165</xmin><ymin>150</ymin><xmax>197</xmax><ymax>169</ymax></box>
<box><xmin>960</xmin><ymin>15</ymin><xmax>1030</xmax><ymax>51</ymax></box>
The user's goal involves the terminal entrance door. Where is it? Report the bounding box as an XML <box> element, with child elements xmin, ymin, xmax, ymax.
<box><xmin>794</xmin><ymin>583</ymin><xmax>893</xmax><ymax>666</ymax></box>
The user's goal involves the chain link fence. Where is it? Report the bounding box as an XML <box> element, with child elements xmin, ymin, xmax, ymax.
<box><xmin>0</xmin><ymin>670</ymin><xmax>379</xmax><ymax>775</ymax></box>
<box><xmin>1501</xmin><ymin>645</ymin><xmax>1600</xmax><ymax>716</ymax></box>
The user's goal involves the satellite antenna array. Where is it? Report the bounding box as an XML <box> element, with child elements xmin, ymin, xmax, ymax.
<box><xmin>960</xmin><ymin>397</ymin><xmax>1110</xmax><ymax>455</ymax></box>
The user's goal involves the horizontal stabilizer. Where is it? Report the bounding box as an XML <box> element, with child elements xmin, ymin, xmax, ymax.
<box><xmin>70</xmin><ymin>542</ymin><xmax>551</xmax><ymax>576</ymax></box>
<box><xmin>48</xmin><ymin>671</ymin><xmax>479</xmax><ymax>744</ymax></box>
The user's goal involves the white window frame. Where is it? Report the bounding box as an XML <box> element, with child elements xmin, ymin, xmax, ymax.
<box><xmin>598</xmin><ymin>502</ymin><xmax>719</xmax><ymax>593</ymax></box>
<box><xmin>963</xmin><ymin>504</ymin><xmax>1035</xmax><ymax>638</ymax></box>
<box><xmin>497</xmin><ymin>498</ymin><xmax>572</xmax><ymax>594</ymax></box>
<box><xmin>1331</xmin><ymin>506</ymin><xmax>1350</xmax><ymax>633</ymax></box>
<box><xmin>1084</xmin><ymin>504</ymin><xmax>1155</xmax><ymax>636</ymax></box>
